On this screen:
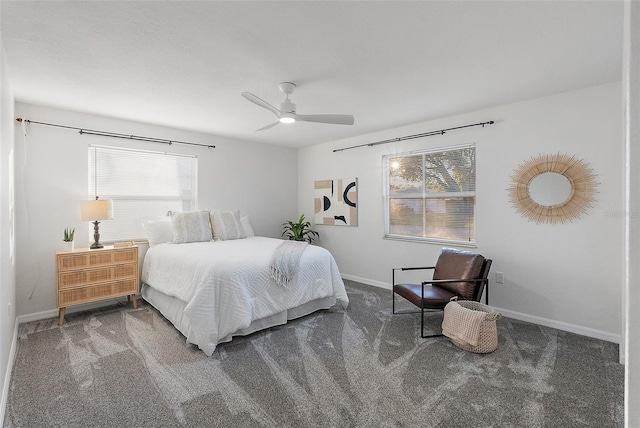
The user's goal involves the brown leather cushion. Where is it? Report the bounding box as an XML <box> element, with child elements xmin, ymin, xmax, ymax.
<box><xmin>432</xmin><ymin>248</ymin><xmax>484</xmax><ymax>299</ymax></box>
<box><xmin>394</xmin><ymin>283</ymin><xmax>457</xmax><ymax>310</ymax></box>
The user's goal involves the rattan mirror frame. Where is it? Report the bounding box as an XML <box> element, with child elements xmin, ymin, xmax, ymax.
<box><xmin>508</xmin><ymin>153</ymin><xmax>597</xmax><ymax>225</ymax></box>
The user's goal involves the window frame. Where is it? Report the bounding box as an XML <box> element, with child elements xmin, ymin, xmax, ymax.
<box><xmin>88</xmin><ymin>145</ymin><xmax>198</xmax><ymax>243</ymax></box>
<box><xmin>382</xmin><ymin>143</ymin><xmax>477</xmax><ymax>247</ymax></box>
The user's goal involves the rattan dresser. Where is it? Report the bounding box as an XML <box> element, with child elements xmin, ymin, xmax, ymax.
<box><xmin>56</xmin><ymin>245</ymin><xmax>139</xmax><ymax>325</ymax></box>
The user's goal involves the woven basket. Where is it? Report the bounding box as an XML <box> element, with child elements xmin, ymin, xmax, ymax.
<box><xmin>443</xmin><ymin>300</ymin><xmax>501</xmax><ymax>354</ymax></box>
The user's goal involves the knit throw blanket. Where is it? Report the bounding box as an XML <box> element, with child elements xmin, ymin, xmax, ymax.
<box><xmin>270</xmin><ymin>240</ymin><xmax>308</xmax><ymax>287</ymax></box>
<box><xmin>441</xmin><ymin>301</ymin><xmax>487</xmax><ymax>346</ymax></box>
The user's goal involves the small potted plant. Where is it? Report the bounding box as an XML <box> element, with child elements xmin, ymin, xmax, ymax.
<box><xmin>282</xmin><ymin>214</ymin><xmax>319</xmax><ymax>244</ymax></box>
<box><xmin>63</xmin><ymin>227</ymin><xmax>75</xmax><ymax>251</ymax></box>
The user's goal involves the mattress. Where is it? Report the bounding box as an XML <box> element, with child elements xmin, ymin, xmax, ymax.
<box><xmin>141</xmin><ymin>236</ymin><xmax>349</xmax><ymax>355</ymax></box>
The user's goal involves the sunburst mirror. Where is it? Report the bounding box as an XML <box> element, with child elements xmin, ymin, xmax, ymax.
<box><xmin>508</xmin><ymin>153</ymin><xmax>597</xmax><ymax>225</ymax></box>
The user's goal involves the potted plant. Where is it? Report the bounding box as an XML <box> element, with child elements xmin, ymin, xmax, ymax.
<box><xmin>282</xmin><ymin>214</ymin><xmax>319</xmax><ymax>244</ymax></box>
<box><xmin>63</xmin><ymin>227</ymin><xmax>75</xmax><ymax>251</ymax></box>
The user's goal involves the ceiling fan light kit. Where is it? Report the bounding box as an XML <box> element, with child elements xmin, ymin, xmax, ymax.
<box><xmin>279</xmin><ymin>113</ymin><xmax>296</xmax><ymax>124</ymax></box>
<box><xmin>242</xmin><ymin>82</ymin><xmax>354</xmax><ymax>131</ymax></box>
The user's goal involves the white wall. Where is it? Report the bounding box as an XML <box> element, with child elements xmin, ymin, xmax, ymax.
<box><xmin>299</xmin><ymin>82</ymin><xmax>623</xmax><ymax>343</ymax></box>
<box><xmin>13</xmin><ymin>102</ymin><xmax>298</xmax><ymax>317</ymax></box>
<box><xmin>624</xmin><ymin>0</ymin><xmax>640</xmax><ymax>424</ymax></box>
<box><xmin>0</xmin><ymin>41</ymin><xmax>17</xmax><ymax>423</ymax></box>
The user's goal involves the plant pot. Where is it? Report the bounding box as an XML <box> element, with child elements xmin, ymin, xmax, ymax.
<box><xmin>62</xmin><ymin>241</ymin><xmax>74</xmax><ymax>252</ymax></box>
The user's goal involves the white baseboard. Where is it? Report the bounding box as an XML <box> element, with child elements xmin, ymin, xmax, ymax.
<box><xmin>17</xmin><ymin>296</ymin><xmax>137</xmax><ymax>324</ymax></box>
<box><xmin>342</xmin><ymin>274</ymin><xmax>621</xmax><ymax>345</ymax></box>
<box><xmin>493</xmin><ymin>306</ymin><xmax>621</xmax><ymax>344</ymax></box>
<box><xmin>1</xmin><ymin>320</ymin><xmax>18</xmax><ymax>426</ymax></box>
<box><xmin>342</xmin><ymin>274</ymin><xmax>390</xmax><ymax>290</ymax></box>
<box><xmin>17</xmin><ymin>308</ymin><xmax>58</xmax><ymax>324</ymax></box>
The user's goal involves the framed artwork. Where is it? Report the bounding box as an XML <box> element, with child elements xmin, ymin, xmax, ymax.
<box><xmin>314</xmin><ymin>178</ymin><xmax>358</xmax><ymax>226</ymax></box>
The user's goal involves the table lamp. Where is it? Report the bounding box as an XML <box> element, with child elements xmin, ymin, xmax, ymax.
<box><xmin>80</xmin><ymin>197</ymin><xmax>113</xmax><ymax>249</ymax></box>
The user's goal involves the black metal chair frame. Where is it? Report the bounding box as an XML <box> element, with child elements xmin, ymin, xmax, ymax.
<box><xmin>392</xmin><ymin>260</ymin><xmax>491</xmax><ymax>338</ymax></box>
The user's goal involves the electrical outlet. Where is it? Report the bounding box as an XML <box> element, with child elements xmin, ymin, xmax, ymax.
<box><xmin>495</xmin><ymin>272</ymin><xmax>504</xmax><ymax>284</ymax></box>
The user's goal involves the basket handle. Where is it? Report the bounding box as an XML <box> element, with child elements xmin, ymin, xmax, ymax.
<box><xmin>485</xmin><ymin>312</ymin><xmax>502</xmax><ymax>321</ymax></box>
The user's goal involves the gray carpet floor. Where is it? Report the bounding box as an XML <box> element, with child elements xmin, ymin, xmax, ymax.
<box><xmin>4</xmin><ymin>280</ymin><xmax>623</xmax><ymax>427</ymax></box>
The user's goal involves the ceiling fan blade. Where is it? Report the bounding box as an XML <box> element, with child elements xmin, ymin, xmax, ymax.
<box><xmin>241</xmin><ymin>92</ymin><xmax>280</xmax><ymax>117</ymax></box>
<box><xmin>294</xmin><ymin>114</ymin><xmax>355</xmax><ymax>125</ymax></box>
<box><xmin>255</xmin><ymin>121</ymin><xmax>280</xmax><ymax>132</ymax></box>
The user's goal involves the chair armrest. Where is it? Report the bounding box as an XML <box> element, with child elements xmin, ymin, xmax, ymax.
<box><xmin>393</xmin><ymin>266</ymin><xmax>436</xmax><ymax>271</ymax></box>
<box><xmin>422</xmin><ymin>278</ymin><xmax>488</xmax><ymax>285</ymax></box>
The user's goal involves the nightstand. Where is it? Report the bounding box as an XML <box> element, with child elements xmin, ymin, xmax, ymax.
<box><xmin>56</xmin><ymin>245</ymin><xmax>139</xmax><ymax>325</ymax></box>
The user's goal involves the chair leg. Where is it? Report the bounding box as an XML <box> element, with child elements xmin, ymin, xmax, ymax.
<box><xmin>392</xmin><ymin>270</ymin><xmax>396</xmax><ymax>314</ymax></box>
<box><xmin>485</xmin><ymin>281</ymin><xmax>489</xmax><ymax>305</ymax></box>
<box><xmin>420</xmin><ymin>305</ymin><xmax>444</xmax><ymax>338</ymax></box>
<box><xmin>392</xmin><ymin>291</ymin><xmax>396</xmax><ymax>314</ymax></box>
<box><xmin>421</xmin><ymin>331</ymin><xmax>445</xmax><ymax>339</ymax></box>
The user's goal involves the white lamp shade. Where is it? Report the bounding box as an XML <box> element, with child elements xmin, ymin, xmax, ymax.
<box><xmin>80</xmin><ymin>199</ymin><xmax>113</xmax><ymax>221</ymax></box>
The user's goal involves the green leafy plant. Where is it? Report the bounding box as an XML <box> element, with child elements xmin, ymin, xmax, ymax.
<box><xmin>282</xmin><ymin>214</ymin><xmax>319</xmax><ymax>244</ymax></box>
<box><xmin>63</xmin><ymin>227</ymin><xmax>75</xmax><ymax>242</ymax></box>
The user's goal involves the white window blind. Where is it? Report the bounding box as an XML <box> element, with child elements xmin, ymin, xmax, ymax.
<box><xmin>89</xmin><ymin>145</ymin><xmax>197</xmax><ymax>242</ymax></box>
<box><xmin>383</xmin><ymin>144</ymin><xmax>476</xmax><ymax>244</ymax></box>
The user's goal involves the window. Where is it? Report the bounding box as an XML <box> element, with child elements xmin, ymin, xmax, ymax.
<box><xmin>89</xmin><ymin>145</ymin><xmax>197</xmax><ymax>242</ymax></box>
<box><xmin>383</xmin><ymin>144</ymin><xmax>476</xmax><ymax>244</ymax></box>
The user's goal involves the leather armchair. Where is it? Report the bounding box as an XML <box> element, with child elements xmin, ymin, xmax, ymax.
<box><xmin>392</xmin><ymin>248</ymin><xmax>492</xmax><ymax>338</ymax></box>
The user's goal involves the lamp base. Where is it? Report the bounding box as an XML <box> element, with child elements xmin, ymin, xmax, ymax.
<box><xmin>90</xmin><ymin>220</ymin><xmax>103</xmax><ymax>250</ymax></box>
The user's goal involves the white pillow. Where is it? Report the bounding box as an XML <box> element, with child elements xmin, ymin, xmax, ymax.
<box><xmin>143</xmin><ymin>220</ymin><xmax>173</xmax><ymax>246</ymax></box>
<box><xmin>241</xmin><ymin>215</ymin><xmax>255</xmax><ymax>237</ymax></box>
<box><xmin>171</xmin><ymin>210</ymin><xmax>213</xmax><ymax>244</ymax></box>
<box><xmin>210</xmin><ymin>209</ymin><xmax>246</xmax><ymax>241</ymax></box>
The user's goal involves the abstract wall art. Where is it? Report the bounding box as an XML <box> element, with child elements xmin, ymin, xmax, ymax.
<box><xmin>314</xmin><ymin>178</ymin><xmax>358</xmax><ymax>226</ymax></box>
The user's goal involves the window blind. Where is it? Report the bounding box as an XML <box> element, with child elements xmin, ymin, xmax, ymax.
<box><xmin>89</xmin><ymin>145</ymin><xmax>198</xmax><ymax>242</ymax></box>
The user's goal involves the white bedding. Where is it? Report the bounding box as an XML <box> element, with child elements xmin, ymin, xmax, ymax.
<box><xmin>141</xmin><ymin>236</ymin><xmax>349</xmax><ymax>355</ymax></box>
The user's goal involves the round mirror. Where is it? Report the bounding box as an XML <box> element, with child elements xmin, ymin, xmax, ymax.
<box><xmin>528</xmin><ymin>172</ymin><xmax>573</xmax><ymax>207</ymax></box>
<box><xmin>508</xmin><ymin>153</ymin><xmax>597</xmax><ymax>225</ymax></box>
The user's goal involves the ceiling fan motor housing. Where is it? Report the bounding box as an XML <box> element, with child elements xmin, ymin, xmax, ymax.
<box><xmin>280</xmin><ymin>99</ymin><xmax>296</xmax><ymax>114</ymax></box>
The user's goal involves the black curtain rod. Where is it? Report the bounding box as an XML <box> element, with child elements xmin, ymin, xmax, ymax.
<box><xmin>333</xmin><ymin>120</ymin><xmax>495</xmax><ymax>153</ymax></box>
<box><xmin>15</xmin><ymin>118</ymin><xmax>215</xmax><ymax>149</ymax></box>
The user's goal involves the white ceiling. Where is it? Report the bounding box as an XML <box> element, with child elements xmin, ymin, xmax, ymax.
<box><xmin>0</xmin><ymin>1</ymin><xmax>623</xmax><ymax>148</ymax></box>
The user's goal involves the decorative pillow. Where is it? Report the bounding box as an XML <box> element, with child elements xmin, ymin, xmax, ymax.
<box><xmin>210</xmin><ymin>209</ymin><xmax>246</xmax><ymax>241</ymax></box>
<box><xmin>241</xmin><ymin>215</ymin><xmax>255</xmax><ymax>237</ymax></box>
<box><xmin>143</xmin><ymin>220</ymin><xmax>173</xmax><ymax>246</ymax></box>
<box><xmin>171</xmin><ymin>210</ymin><xmax>213</xmax><ymax>244</ymax></box>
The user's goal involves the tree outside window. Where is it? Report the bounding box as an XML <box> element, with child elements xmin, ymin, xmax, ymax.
<box><xmin>384</xmin><ymin>145</ymin><xmax>475</xmax><ymax>243</ymax></box>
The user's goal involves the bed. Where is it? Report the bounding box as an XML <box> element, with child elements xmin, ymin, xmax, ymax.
<box><xmin>140</xmin><ymin>235</ymin><xmax>349</xmax><ymax>356</ymax></box>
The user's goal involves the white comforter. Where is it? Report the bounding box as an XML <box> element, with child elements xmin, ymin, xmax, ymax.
<box><xmin>141</xmin><ymin>236</ymin><xmax>349</xmax><ymax>355</ymax></box>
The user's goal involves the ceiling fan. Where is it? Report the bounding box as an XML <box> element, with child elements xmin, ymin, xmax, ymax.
<box><xmin>241</xmin><ymin>82</ymin><xmax>355</xmax><ymax>131</ymax></box>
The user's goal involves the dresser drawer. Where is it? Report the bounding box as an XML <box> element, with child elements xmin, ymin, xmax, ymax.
<box><xmin>56</xmin><ymin>245</ymin><xmax>139</xmax><ymax>325</ymax></box>
<box><xmin>57</xmin><ymin>278</ymin><xmax>139</xmax><ymax>307</ymax></box>
<box><xmin>58</xmin><ymin>263</ymin><xmax>138</xmax><ymax>289</ymax></box>
<box><xmin>57</xmin><ymin>247</ymin><xmax>138</xmax><ymax>272</ymax></box>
